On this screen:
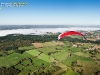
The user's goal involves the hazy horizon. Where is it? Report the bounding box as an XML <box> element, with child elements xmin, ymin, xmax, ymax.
<box><xmin>0</xmin><ymin>25</ymin><xmax>100</xmax><ymax>26</ymax></box>
<box><xmin>1</xmin><ymin>27</ymin><xmax>100</xmax><ymax>36</ymax></box>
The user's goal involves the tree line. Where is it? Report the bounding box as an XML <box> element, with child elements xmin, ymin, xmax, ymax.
<box><xmin>0</xmin><ymin>34</ymin><xmax>100</xmax><ymax>52</ymax></box>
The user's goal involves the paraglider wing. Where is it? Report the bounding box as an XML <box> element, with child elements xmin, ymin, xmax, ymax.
<box><xmin>58</xmin><ymin>31</ymin><xmax>86</xmax><ymax>40</ymax></box>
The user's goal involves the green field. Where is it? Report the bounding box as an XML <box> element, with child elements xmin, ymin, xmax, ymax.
<box><xmin>63</xmin><ymin>54</ymin><xmax>93</xmax><ymax>67</ymax></box>
<box><xmin>0</xmin><ymin>53</ymin><xmax>22</xmax><ymax>67</ymax></box>
<box><xmin>74</xmin><ymin>60</ymin><xmax>100</xmax><ymax>75</ymax></box>
<box><xmin>26</xmin><ymin>50</ymin><xmax>40</xmax><ymax>56</ymax></box>
<box><xmin>0</xmin><ymin>41</ymin><xmax>100</xmax><ymax>75</ymax></box>
<box><xmin>51</xmin><ymin>51</ymin><xmax>69</xmax><ymax>61</ymax></box>
<box><xmin>74</xmin><ymin>52</ymin><xmax>90</xmax><ymax>57</ymax></box>
<box><xmin>18</xmin><ymin>46</ymin><xmax>34</xmax><ymax>50</ymax></box>
<box><xmin>64</xmin><ymin>70</ymin><xmax>80</xmax><ymax>75</ymax></box>
<box><xmin>96</xmin><ymin>54</ymin><xmax>100</xmax><ymax>59</ymax></box>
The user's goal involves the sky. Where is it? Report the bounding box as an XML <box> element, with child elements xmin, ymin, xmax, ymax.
<box><xmin>0</xmin><ymin>0</ymin><xmax>100</xmax><ymax>25</ymax></box>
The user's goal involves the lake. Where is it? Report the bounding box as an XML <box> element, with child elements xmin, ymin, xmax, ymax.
<box><xmin>0</xmin><ymin>27</ymin><xmax>100</xmax><ymax>36</ymax></box>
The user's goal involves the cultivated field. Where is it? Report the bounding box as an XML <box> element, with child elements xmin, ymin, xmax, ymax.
<box><xmin>0</xmin><ymin>41</ymin><xmax>100</xmax><ymax>75</ymax></box>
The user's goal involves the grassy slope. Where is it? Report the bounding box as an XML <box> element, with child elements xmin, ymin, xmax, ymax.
<box><xmin>64</xmin><ymin>70</ymin><xmax>80</xmax><ymax>75</ymax></box>
<box><xmin>0</xmin><ymin>53</ymin><xmax>22</xmax><ymax>67</ymax></box>
<box><xmin>74</xmin><ymin>60</ymin><xmax>100</xmax><ymax>75</ymax></box>
<box><xmin>63</xmin><ymin>54</ymin><xmax>93</xmax><ymax>67</ymax></box>
<box><xmin>74</xmin><ymin>52</ymin><xmax>90</xmax><ymax>57</ymax></box>
<box><xmin>18</xmin><ymin>46</ymin><xmax>34</xmax><ymax>50</ymax></box>
<box><xmin>0</xmin><ymin>41</ymin><xmax>100</xmax><ymax>75</ymax></box>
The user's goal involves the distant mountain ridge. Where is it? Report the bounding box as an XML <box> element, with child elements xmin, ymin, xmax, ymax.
<box><xmin>0</xmin><ymin>25</ymin><xmax>100</xmax><ymax>30</ymax></box>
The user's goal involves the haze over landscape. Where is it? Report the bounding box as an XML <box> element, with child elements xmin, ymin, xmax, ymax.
<box><xmin>1</xmin><ymin>26</ymin><xmax>100</xmax><ymax>36</ymax></box>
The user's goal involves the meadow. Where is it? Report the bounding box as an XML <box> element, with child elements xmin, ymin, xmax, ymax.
<box><xmin>0</xmin><ymin>40</ymin><xmax>100</xmax><ymax>75</ymax></box>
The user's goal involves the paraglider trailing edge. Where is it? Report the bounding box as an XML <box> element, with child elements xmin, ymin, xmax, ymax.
<box><xmin>57</xmin><ymin>31</ymin><xmax>87</xmax><ymax>41</ymax></box>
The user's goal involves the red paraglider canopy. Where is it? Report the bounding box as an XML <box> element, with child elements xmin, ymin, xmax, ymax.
<box><xmin>58</xmin><ymin>31</ymin><xmax>86</xmax><ymax>40</ymax></box>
